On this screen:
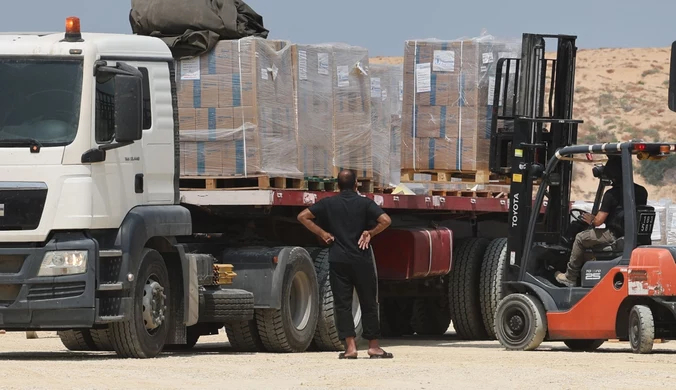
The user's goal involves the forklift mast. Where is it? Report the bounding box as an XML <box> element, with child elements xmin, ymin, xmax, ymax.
<box><xmin>488</xmin><ymin>34</ymin><xmax>583</xmax><ymax>278</ymax></box>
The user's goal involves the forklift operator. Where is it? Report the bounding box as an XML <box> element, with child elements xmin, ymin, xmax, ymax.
<box><xmin>556</xmin><ymin>157</ymin><xmax>648</xmax><ymax>287</ymax></box>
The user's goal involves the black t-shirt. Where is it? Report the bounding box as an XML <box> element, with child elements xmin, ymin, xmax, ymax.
<box><xmin>309</xmin><ymin>190</ymin><xmax>385</xmax><ymax>263</ymax></box>
<box><xmin>600</xmin><ymin>183</ymin><xmax>648</xmax><ymax>236</ymax></box>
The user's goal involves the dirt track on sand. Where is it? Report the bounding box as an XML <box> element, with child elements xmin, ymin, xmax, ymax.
<box><xmin>1</xmin><ymin>330</ymin><xmax>675</xmax><ymax>389</ymax></box>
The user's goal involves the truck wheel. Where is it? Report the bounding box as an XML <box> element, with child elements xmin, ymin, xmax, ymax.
<box><xmin>480</xmin><ymin>238</ymin><xmax>508</xmax><ymax>339</ymax></box>
<box><xmin>256</xmin><ymin>248</ymin><xmax>319</xmax><ymax>352</ymax></box>
<box><xmin>411</xmin><ymin>296</ymin><xmax>451</xmax><ymax>336</ymax></box>
<box><xmin>90</xmin><ymin>327</ymin><xmax>114</xmax><ymax>351</ymax></box>
<box><xmin>563</xmin><ymin>339</ymin><xmax>605</xmax><ymax>351</ymax></box>
<box><xmin>309</xmin><ymin>248</ymin><xmax>363</xmax><ymax>351</ymax></box>
<box><xmin>225</xmin><ymin>319</ymin><xmax>266</xmax><ymax>352</ymax></box>
<box><xmin>58</xmin><ymin>330</ymin><xmax>97</xmax><ymax>351</ymax></box>
<box><xmin>200</xmin><ymin>289</ymin><xmax>254</xmax><ymax>323</ymax></box>
<box><xmin>495</xmin><ymin>293</ymin><xmax>547</xmax><ymax>351</ymax></box>
<box><xmin>380</xmin><ymin>297</ymin><xmax>414</xmax><ymax>337</ymax></box>
<box><xmin>629</xmin><ymin>305</ymin><xmax>654</xmax><ymax>354</ymax></box>
<box><xmin>110</xmin><ymin>248</ymin><xmax>170</xmax><ymax>358</ymax></box>
<box><xmin>448</xmin><ymin>238</ymin><xmax>490</xmax><ymax>340</ymax></box>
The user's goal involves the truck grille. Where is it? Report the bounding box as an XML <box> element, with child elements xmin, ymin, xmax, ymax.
<box><xmin>0</xmin><ymin>182</ymin><xmax>48</xmax><ymax>231</ymax></box>
<box><xmin>27</xmin><ymin>282</ymin><xmax>86</xmax><ymax>301</ymax></box>
<box><xmin>0</xmin><ymin>255</ymin><xmax>26</xmax><ymax>273</ymax></box>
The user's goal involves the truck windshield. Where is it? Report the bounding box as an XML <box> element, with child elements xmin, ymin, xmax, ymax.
<box><xmin>0</xmin><ymin>58</ymin><xmax>83</xmax><ymax>147</ymax></box>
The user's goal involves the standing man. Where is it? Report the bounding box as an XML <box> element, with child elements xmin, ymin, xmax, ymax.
<box><xmin>297</xmin><ymin>170</ymin><xmax>393</xmax><ymax>359</ymax></box>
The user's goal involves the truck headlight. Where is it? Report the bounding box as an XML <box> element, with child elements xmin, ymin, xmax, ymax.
<box><xmin>38</xmin><ymin>251</ymin><xmax>88</xmax><ymax>276</ymax></box>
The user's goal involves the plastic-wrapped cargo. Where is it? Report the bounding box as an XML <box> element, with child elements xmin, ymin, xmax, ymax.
<box><xmin>667</xmin><ymin>205</ymin><xmax>676</xmax><ymax>245</ymax></box>
<box><xmin>292</xmin><ymin>43</ymin><xmax>373</xmax><ymax>180</ymax></box>
<box><xmin>292</xmin><ymin>44</ymin><xmax>334</xmax><ymax>179</ymax></box>
<box><xmin>401</xmin><ymin>34</ymin><xmax>521</xmax><ymax>180</ymax></box>
<box><xmin>332</xmin><ymin>44</ymin><xmax>373</xmax><ymax>180</ymax></box>
<box><xmin>177</xmin><ymin>37</ymin><xmax>302</xmax><ymax>179</ymax></box>
<box><xmin>370</xmin><ymin>64</ymin><xmax>403</xmax><ymax>188</ymax></box>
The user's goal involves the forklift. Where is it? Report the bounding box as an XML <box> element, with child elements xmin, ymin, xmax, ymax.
<box><xmin>488</xmin><ymin>33</ymin><xmax>676</xmax><ymax>354</ymax></box>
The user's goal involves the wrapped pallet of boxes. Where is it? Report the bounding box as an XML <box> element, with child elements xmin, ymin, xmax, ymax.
<box><xmin>293</xmin><ymin>43</ymin><xmax>373</xmax><ymax>184</ymax></box>
<box><xmin>292</xmin><ymin>44</ymin><xmax>334</xmax><ymax>179</ymax></box>
<box><xmin>332</xmin><ymin>44</ymin><xmax>373</xmax><ymax>181</ymax></box>
<box><xmin>370</xmin><ymin>64</ymin><xmax>403</xmax><ymax>188</ymax></box>
<box><xmin>176</xmin><ymin>37</ymin><xmax>301</xmax><ymax>182</ymax></box>
<box><xmin>401</xmin><ymin>36</ymin><xmax>520</xmax><ymax>183</ymax></box>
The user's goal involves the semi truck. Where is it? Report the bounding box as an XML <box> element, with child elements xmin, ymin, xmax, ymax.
<box><xmin>0</xmin><ymin>18</ymin><xmax>583</xmax><ymax>359</ymax></box>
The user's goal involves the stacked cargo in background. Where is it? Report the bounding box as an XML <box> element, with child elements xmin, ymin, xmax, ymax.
<box><xmin>401</xmin><ymin>36</ymin><xmax>520</xmax><ymax>182</ymax></box>
<box><xmin>293</xmin><ymin>43</ymin><xmax>375</xmax><ymax>181</ymax></box>
<box><xmin>177</xmin><ymin>37</ymin><xmax>302</xmax><ymax>178</ymax></box>
<box><xmin>370</xmin><ymin>63</ymin><xmax>403</xmax><ymax>187</ymax></box>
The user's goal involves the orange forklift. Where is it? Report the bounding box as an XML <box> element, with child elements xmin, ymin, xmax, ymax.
<box><xmin>488</xmin><ymin>33</ymin><xmax>676</xmax><ymax>354</ymax></box>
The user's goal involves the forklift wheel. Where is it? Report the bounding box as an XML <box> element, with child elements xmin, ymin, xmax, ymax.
<box><xmin>495</xmin><ymin>293</ymin><xmax>547</xmax><ymax>351</ymax></box>
<box><xmin>629</xmin><ymin>305</ymin><xmax>654</xmax><ymax>354</ymax></box>
<box><xmin>563</xmin><ymin>339</ymin><xmax>605</xmax><ymax>352</ymax></box>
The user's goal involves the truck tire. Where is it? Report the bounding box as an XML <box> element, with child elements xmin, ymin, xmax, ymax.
<box><xmin>309</xmin><ymin>248</ymin><xmax>363</xmax><ymax>351</ymax></box>
<box><xmin>58</xmin><ymin>330</ymin><xmax>97</xmax><ymax>351</ymax></box>
<box><xmin>411</xmin><ymin>296</ymin><xmax>451</xmax><ymax>336</ymax></box>
<box><xmin>90</xmin><ymin>327</ymin><xmax>114</xmax><ymax>351</ymax></box>
<box><xmin>200</xmin><ymin>289</ymin><xmax>254</xmax><ymax>323</ymax></box>
<box><xmin>448</xmin><ymin>238</ymin><xmax>490</xmax><ymax>340</ymax></box>
<box><xmin>225</xmin><ymin>319</ymin><xmax>266</xmax><ymax>352</ymax></box>
<box><xmin>110</xmin><ymin>248</ymin><xmax>171</xmax><ymax>358</ymax></box>
<box><xmin>380</xmin><ymin>297</ymin><xmax>414</xmax><ymax>337</ymax></box>
<box><xmin>256</xmin><ymin>248</ymin><xmax>319</xmax><ymax>353</ymax></box>
<box><xmin>479</xmin><ymin>237</ymin><xmax>508</xmax><ymax>339</ymax></box>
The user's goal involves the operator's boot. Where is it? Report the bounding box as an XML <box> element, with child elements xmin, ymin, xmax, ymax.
<box><xmin>555</xmin><ymin>271</ymin><xmax>577</xmax><ymax>287</ymax></box>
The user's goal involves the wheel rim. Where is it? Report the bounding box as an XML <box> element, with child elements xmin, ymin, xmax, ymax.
<box><xmin>142</xmin><ymin>274</ymin><xmax>166</xmax><ymax>335</ymax></box>
<box><xmin>629</xmin><ymin>311</ymin><xmax>640</xmax><ymax>349</ymax></box>
<box><xmin>289</xmin><ymin>271</ymin><xmax>312</xmax><ymax>331</ymax></box>
<box><xmin>352</xmin><ymin>289</ymin><xmax>362</xmax><ymax>327</ymax></box>
<box><xmin>502</xmin><ymin>306</ymin><xmax>529</xmax><ymax>344</ymax></box>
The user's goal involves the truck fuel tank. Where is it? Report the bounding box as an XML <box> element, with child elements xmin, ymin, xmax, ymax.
<box><xmin>371</xmin><ymin>227</ymin><xmax>453</xmax><ymax>280</ymax></box>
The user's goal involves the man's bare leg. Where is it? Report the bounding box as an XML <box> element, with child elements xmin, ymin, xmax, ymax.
<box><xmin>343</xmin><ymin>336</ymin><xmax>358</xmax><ymax>358</ymax></box>
<box><xmin>367</xmin><ymin>339</ymin><xmax>384</xmax><ymax>356</ymax></box>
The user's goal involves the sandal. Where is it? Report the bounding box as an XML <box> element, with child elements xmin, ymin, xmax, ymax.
<box><xmin>369</xmin><ymin>350</ymin><xmax>394</xmax><ymax>359</ymax></box>
<box><xmin>339</xmin><ymin>352</ymin><xmax>358</xmax><ymax>359</ymax></box>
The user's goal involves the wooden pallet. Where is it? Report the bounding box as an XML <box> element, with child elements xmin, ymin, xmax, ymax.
<box><xmin>180</xmin><ymin>175</ymin><xmax>305</xmax><ymax>191</ymax></box>
<box><xmin>400</xmin><ymin>169</ymin><xmax>502</xmax><ymax>184</ymax></box>
<box><xmin>430</xmin><ymin>189</ymin><xmax>509</xmax><ymax>198</ymax></box>
<box><xmin>305</xmin><ymin>177</ymin><xmax>338</xmax><ymax>192</ymax></box>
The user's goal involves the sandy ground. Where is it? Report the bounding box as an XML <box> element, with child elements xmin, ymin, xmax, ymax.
<box><xmin>0</xmin><ymin>330</ymin><xmax>675</xmax><ymax>389</ymax></box>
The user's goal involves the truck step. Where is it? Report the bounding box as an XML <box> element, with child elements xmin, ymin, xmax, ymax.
<box><xmin>99</xmin><ymin>250</ymin><xmax>122</xmax><ymax>258</ymax></box>
<box><xmin>96</xmin><ymin>315</ymin><xmax>124</xmax><ymax>323</ymax></box>
<box><xmin>98</xmin><ymin>283</ymin><xmax>123</xmax><ymax>291</ymax></box>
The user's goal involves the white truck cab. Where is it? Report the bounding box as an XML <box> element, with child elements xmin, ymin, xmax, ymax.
<box><xmin>0</xmin><ymin>17</ymin><xmax>205</xmax><ymax>358</ymax></box>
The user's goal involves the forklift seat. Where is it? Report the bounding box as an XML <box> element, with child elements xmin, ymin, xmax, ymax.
<box><xmin>586</xmin><ymin>205</ymin><xmax>655</xmax><ymax>260</ymax></box>
<box><xmin>589</xmin><ymin>236</ymin><xmax>624</xmax><ymax>260</ymax></box>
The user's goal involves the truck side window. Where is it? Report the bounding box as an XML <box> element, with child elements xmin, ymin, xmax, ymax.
<box><xmin>139</xmin><ymin>67</ymin><xmax>152</xmax><ymax>130</ymax></box>
<box><xmin>95</xmin><ymin>74</ymin><xmax>115</xmax><ymax>144</ymax></box>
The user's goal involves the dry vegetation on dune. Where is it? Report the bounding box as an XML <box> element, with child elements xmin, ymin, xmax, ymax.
<box><xmin>372</xmin><ymin>47</ymin><xmax>676</xmax><ymax>202</ymax></box>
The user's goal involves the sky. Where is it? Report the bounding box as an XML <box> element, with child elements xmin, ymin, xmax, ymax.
<box><xmin>1</xmin><ymin>0</ymin><xmax>675</xmax><ymax>56</ymax></box>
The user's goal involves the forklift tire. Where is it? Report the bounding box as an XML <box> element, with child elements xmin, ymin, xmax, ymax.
<box><xmin>58</xmin><ymin>330</ymin><xmax>97</xmax><ymax>351</ymax></box>
<box><xmin>449</xmin><ymin>238</ymin><xmax>490</xmax><ymax>340</ymax></box>
<box><xmin>629</xmin><ymin>305</ymin><xmax>654</xmax><ymax>354</ymax></box>
<box><xmin>495</xmin><ymin>293</ymin><xmax>547</xmax><ymax>351</ymax></box>
<box><xmin>255</xmin><ymin>248</ymin><xmax>319</xmax><ymax>352</ymax></box>
<box><xmin>309</xmin><ymin>248</ymin><xmax>363</xmax><ymax>351</ymax></box>
<box><xmin>411</xmin><ymin>297</ymin><xmax>451</xmax><ymax>336</ymax></box>
<box><xmin>110</xmin><ymin>248</ymin><xmax>171</xmax><ymax>359</ymax></box>
<box><xmin>225</xmin><ymin>319</ymin><xmax>266</xmax><ymax>352</ymax></box>
<box><xmin>479</xmin><ymin>238</ymin><xmax>508</xmax><ymax>340</ymax></box>
<box><xmin>563</xmin><ymin>339</ymin><xmax>605</xmax><ymax>352</ymax></box>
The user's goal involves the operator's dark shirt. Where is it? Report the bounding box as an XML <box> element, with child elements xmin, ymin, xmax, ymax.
<box><xmin>309</xmin><ymin>190</ymin><xmax>385</xmax><ymax>264</ymax></box>
<box><xmin>600</xmin><ymin>183</ymin><xmax>648</xmax><ymax>236</ymax></box>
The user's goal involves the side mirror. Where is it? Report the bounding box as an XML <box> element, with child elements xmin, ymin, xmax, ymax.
<box><xmin>113</xmin><ymin>73</ymin><xmax>143</xmax><ymax>143</ymax></box>
<box><xmin>669</xmin><ymin>41</ymin><xmax>676</xmax><ymax>112</ymax></box>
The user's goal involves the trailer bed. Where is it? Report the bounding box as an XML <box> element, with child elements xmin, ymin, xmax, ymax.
<box><xmin>180</xmin><ymin>190</ymin><xmax>511</xmax><ymax>213</ymax></box>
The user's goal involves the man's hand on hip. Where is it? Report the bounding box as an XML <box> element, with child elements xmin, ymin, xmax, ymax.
<box><xmin>358</xmin><ymin>231</ymin><xmax>371</xmax><ymax>250</ymax></box>
<box><xmin>322</xmin><ymin>231</ymin><xmax>335</xmax><ymax>245</ymax></box>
